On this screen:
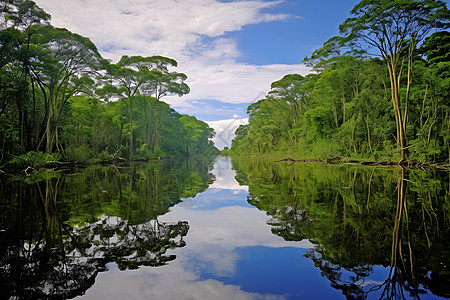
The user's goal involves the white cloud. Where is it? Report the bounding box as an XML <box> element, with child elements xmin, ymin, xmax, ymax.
<box><xmin>206</xmin><ymin>117</ymin><xmax>248</xmax><ymax>150</ymax></box>
<box><xmin>165</xmin><ymin>62</ymin><xmax>310</xmax><ymax>107</ymax></box>
<box><xmin>35</xmin><ymin>0</ymin><xmax>290</xmax><ymax>60</ymax></box>
<box><xmin>34</xmin><ymin>0</ymin><xmax>311</xmax><ymax>116</ymax></box>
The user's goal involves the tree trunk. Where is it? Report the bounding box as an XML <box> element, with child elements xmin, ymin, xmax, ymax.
<box><xmin>45</xmin><ymin>114</ymin><xmax>58</xmax><ymax>153</ymax></box>
<box><xmin>403</xmin><ymin>41</ymin><xmax>417</xmax><ymax>136</ymax></box>
<box><xmin>366</xmin><ymin>114</ymin><xmax>374</xmax><ymax>158</ymax></box>
<box><xmin>387</xmin><ymin>58</ymin><xmax>407</xmax><ymax>163</ymax></box>
<box><xmin>342</xmin><ymin>93</ymin><xmax>346</xmax><ymax>124</ymax></box>
<box><xmin>129</xmin><ymin>96</ymin><xmax>134</xmax><ymax>156</ymax></box>
<box><xmin>145</xmin><ymin>101</ymin><xmax>150</xmax><ymax>151</ymax></box>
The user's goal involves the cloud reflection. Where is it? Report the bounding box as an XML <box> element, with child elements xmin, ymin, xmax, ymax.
<box><xmin>81</xmin><ymin>260</ymin><xmax>285</xmax><ymax>300</ymax></box>
<box><xmin>208</xmin><ymin>156</ymin><xmax>248</xmax><ymax>191</ymax></box>
<box><xmin>77</xmin><ymin>157</ymin><xmax>312</xmax><ymax>299</ymax></box>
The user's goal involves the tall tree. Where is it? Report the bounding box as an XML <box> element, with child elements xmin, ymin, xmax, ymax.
<box><xmin>112</xmin><ymin>56</ymin><xmax>154</xmax><ymax>155</ymax></box>
<box><xmin>268</xmin><ymin>74</ymin><xmax>310</xmax><ymax>127</ymax></box>
<box><xmin>139</xmin><ymin>56</ymin><xmax>189</xmax><ymax>152</ymax></box>
<box><xmin>0</xmin><ymin>0</ymin><xmax>51</xmax><ymax>152</ymax></box>
<box><xmin>140</xmin><ymin>56</ymin><xmax>190</xmax><ymax>100</ymax></box>
<box><xmin>105</xmin><ymin>55</ymin><xmax>189</xmax><ymax>155</ymax></box>
<box><xmin>30</xmin><ymin>26</ymin><xmax>101</xmax><ymax>152</ymax></box>
<box><xmin>339</xmin><ymin>0</ymin><xmax>449</xmax><ymax>162</ymax></box>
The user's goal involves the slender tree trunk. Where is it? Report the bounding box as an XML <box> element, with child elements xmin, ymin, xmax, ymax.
<box><xmin>46</xmin><ymin>113</ymin><xmax>57</xmax><ymax>153</ymax></box>
<box><xmin>403</xmin><ymin>45</ymin><xmax>414</xmax><ymax>134</ymax></box>
<box><xmin>129</xmin><ymin>96</ymin><xmax>134</xmax><ymax>156</ymax></box>
<box><xmin>387</xmin><ymin>58</ymin><xmax>407</xmax><ymax>163</ymax></box>
<box><xmin>31</xmin><ymin>76</ymin><xmax>38</xmax><ymax>149</ymax></box>
<box><xmin>420</xmin><ymin>85</ymin><xmax>428</xmax><ymax>131</ymax></box>
<box><xmin>342</xmin><ymin>93</ymin><xmax>346</xmax><ymax>124</ymax></box>
<box><xmin>145</xmin><ymin>101</ymin><xmax>150</xmax><ymax>151</ymax></box>
<box><xmin>366</xmin><ymin>114</ymin><xmax>374</xmax><ymax>158</ymax></box>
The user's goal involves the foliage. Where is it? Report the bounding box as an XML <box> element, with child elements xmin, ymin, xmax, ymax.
<box><xmin>0</xmin><ymin>0</ymin><xmax>217</xmax><ymax>167</ymax></box>
<box><xmin>338</xmin><ymin>0</ymin><xmax>449</xmax><ymax>162</ymax></box>
<box><xmin>6</xmin><ymin>151</ymin><xmax>61</xmax><ymax>169</ymax></box>
<box><xmin>231</xmin><ymin>1</ymin><xmax>450</xmax><ymax>163</ymax></box>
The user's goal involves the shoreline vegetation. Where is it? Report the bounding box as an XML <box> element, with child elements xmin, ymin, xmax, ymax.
<box><xmin>0</xmin><ymin>151</ymin><xmax>218</xmax><ymax>175</ymax></box>
<box><xmin>2</xmin><ymin>1</ymin><xmax>449</xmax><ymax>174</ymax></box>
<box><xmin>273</xmin><ymin>156</ymin><xmax>450</xmax><ymax>171</ymax></box>
<box><xmin>223</xmin><ymin>152</ymin><xmax>450</xmax><ymax>171</ymax></box>
<box><xmin>229</xmin><ymin>1</ymin><xmax>450</xmax><ymax>166</ymax></box>
<box><xmin>3</xmin><ymin>152</ymin><xmax>450</xmax><ymax>177</ymax></box>
<box><xmin>0</xmin><ymin>1</ymin><xmax>218</xmax><ymax>173</ymax></box>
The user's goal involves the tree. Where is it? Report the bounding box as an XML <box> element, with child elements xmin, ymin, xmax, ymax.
<box><xmin>415</xmin><ymin>31</ymin><xmax>450</xmax><ymax>162</ymax></box>
<box><xmin>179</xmin><ymin>115</ymin><xmax>214</xmax><ymax>155</ymax></box>
<box><xmin>28</xmin><ymin>26</ymin><xmax>101</xmax><ymax>153</ymax></box>
<box><xmin>269</xmin><ymin>74</ymin><xmax>310</xmax><ymax>127</ymax></box>
<box><xmin>0</xmin><ymin>0</ymin><xmax>50</xmax><ymax>30</ymax></box>
<box><xmin>0</xmin><ymin>0</ymin><xmax>51</xmax><ymax>153</ymax></box>
<box><xmin>111</xmin><ymin>56</ymin><xmax>152</xmax><ymax>155</ymax></box>
<box><xmin>339</xmin><ymin>0</ymin><xmax>449</xmax><ymax>162</ymax></box>
<box><xmin>140</xmin><ymin>55</ymin><xmax>190</xmax><ymax>100</ymax></box>
<box><xmin>103</xmin><ymin>55</ymin><xmax>189</xmax><ymax>156</ymax></box>
<box><xmin>138</xmin><ymin>56</ymin><xmax>189</xmax><ymax>152</ymax></box>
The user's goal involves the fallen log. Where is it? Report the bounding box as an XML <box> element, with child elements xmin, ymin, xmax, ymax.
<box><xmin>273</xmin><ymin>157</ymin><xmax>450</xmax><ymax>171</ymax></box>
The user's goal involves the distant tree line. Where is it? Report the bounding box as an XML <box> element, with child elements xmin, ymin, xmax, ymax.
<box><xmin>231</xmin><ymin>0</ymin><xmax>449</xmax><ymax>163</ymax></box>
<box><xmin>0</xmin><ymin>0</ymin><xmax>217</xmax><ymax>166</ymax></box>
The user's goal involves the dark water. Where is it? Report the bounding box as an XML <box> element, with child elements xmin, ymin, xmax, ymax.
<box><xmin>1</xmin><ymin>156</ymin><xmax>449</xmax><ymax>299</ymax></box>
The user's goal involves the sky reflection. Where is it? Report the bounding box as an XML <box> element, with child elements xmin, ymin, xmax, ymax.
<box><xmin>78</xmin><ymin>157</ymin><xmax>319</xmax><ymax>299</ymax></box>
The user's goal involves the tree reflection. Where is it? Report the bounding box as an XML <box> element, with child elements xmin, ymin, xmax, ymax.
<box><xmin>0</xmin><ymin>158</ymin><xmax>212</xmax><ymax>299</ymax></box>
<box><xmin>232</xmin><ymin>157</ymin><xmax>450</xmax><ymax>299</ymax></box>
<box><xmin>377</xmin><ymin>167</ymin><xmax>413</xmax><ymax>299</ymax></box>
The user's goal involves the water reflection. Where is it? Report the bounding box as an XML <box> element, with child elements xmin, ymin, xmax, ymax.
<box><xmin>1</xmin><ymin>156</ymin><xmax>449</xmax><ymax>299</ymax></box>
<box><xmin>232</xmin><ymin>157</ymin><xmax>450</xmax><ymax>299</ymax></box>
<box><xmin>0</xmin><ymin>158</ymin><xmax>213</xmax><ymax>299</ymax></box>
<box><xmin>84</xmin><ymin>157</ymin><xmax>315</xmax><ymax>299</ymax></box>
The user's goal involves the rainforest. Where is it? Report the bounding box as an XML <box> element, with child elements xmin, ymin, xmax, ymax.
<box><xmin>0</xmin><ymin>0</ymin><xmax>217</xmax><ymax>171</ymax></box>
<box><xmin>1</xmin><ymin>1</ymin><xmax>450</xmax><ymax>300</ymax></box>
<box><xmin>230</xmin><ymin>2</ymin><xmax>449</xmax><ymax>165</ymax></box>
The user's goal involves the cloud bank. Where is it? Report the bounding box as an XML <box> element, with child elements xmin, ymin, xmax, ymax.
<box><xmin>34</xmin><ymin>0</ymin><xmax>311</xmax><ymax>119</ymax></box>
<box><xmin>37</xmin><ymin>0</ymin><xmax>289</xmax><ymax>59</ymax></box>
<box><xmin>206</xmin><ymin>117</ymin><xmax>248</xmax><ymax>150</ymax></box>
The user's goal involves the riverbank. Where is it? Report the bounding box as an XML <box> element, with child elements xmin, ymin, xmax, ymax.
<box><xmin>227</xmin><ymin>153</ymin><xmax>450</xmax><ymax>171</ymax></box>
<box><xmin>0</xmin><ymin>150</ymin><xmax>217</xmax><ymax>176</ymax></box>
<box><xmin>0</xmin><ymin>157</ymin><xmax>170</xmax><ymax>176</ymax></box>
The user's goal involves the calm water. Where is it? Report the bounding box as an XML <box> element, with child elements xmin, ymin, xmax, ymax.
<box><xmin>1</xmin><ymin>156</ymin><xmax>449</xmax><ymax>299</ymax></box>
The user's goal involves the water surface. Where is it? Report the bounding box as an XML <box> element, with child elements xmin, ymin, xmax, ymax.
<box><xmin>1</xmin><ymin>156</ymin><xmax>449</xmax><ymax>299</ymax></box>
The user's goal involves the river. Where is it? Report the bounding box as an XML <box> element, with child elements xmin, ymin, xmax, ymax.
<box><xmin>1</xmin><ymin>156</ymin><xmax>449</xmax><ymax>299</ymax></box>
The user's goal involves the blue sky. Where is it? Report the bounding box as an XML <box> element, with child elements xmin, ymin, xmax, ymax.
<box><xmin>33</xmin><ymin>0</ymin><xmax>449</xmax><ymax>148</ymax></box>
<box><xmin>232</xmin><ymin>1</ymin><xmax>358</xmax><ymax>65</ymax></box>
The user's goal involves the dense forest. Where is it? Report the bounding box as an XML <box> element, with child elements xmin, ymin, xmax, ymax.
<box><xmin>0</xmin><ymin>0</ymin><xmax>217</xmax><ymax>168</ymax></box>
<box><xmin>231</xmin><ymin>0</ymin><xmax>450</xmax><ymax>164</ymax></box>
